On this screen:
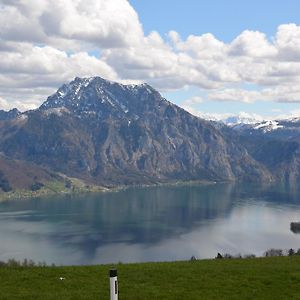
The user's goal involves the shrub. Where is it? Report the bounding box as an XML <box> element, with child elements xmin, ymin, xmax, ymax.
<box><xmin>0</xmin><ymin>258</ymin><xmax>48</xmax><ymax>268</ymax></box>
<box><xmin>290</xmin><ymin>222</ymin><xmax>300</xmax><ymax>233</ymax></box>
<box><xmin>30</xmin><ymin>182</ymin><xmax>44</xmax><ymax>191</ymax></box>
<box><xmin>264</xmin><ymin>249</ymin><xmax>283</xmax><ymax>257</ymax></box>
<box><xmin>243</xmin><ymin>254</ymin><xmax>256</xmax><ymax>259</ymax></box>
<box><xmin>0</xmin><ymin>170</ymin><xmax>12</xmax><ymax>192</ymax></box>
<box><xmin>65</xmin><ymin>179</ymin><xmax>72</xmax><ymax>189</ymax></box>
<box><xmin>6</xmin><ymin>259</ymin><xmax>21</xmax><ymax>267</ymax></box>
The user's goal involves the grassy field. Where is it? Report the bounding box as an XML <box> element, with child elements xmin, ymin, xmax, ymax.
<box><xmin>1</xmin><ymin>256</ymin><xmax>300</xmax><ymax>299</ymax></box>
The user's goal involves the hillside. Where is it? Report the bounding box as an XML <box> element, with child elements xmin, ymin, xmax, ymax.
<box><xmin>0</xmin><ymin>155</ymin><xmax>60</xmax><ymax>191</ymax></box>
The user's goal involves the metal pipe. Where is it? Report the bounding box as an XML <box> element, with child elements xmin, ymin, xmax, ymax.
<box><xmin>109</xmin><ymin>269</ymin><xmax>118</xmax><ymax>300</ymax></box>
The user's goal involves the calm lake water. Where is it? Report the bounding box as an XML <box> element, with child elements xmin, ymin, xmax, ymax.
<box><xmin>1</xmin><ymin>183</ymin><xmax>300</xmax><ymax>265</ymax></box>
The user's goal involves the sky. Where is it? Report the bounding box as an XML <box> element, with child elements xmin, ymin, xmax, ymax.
<box><xmin>0</xmin><ymin>0</ymin><xmax>300</xmax><ymax>120</ymax></box>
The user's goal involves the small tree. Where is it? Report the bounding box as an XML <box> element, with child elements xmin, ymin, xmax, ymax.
<box><xmin>265</xmin><ymin>249</ymin><xmax>283</xmax><ymax>257</ymax></box>
<box><xmin>0</xmin><ymin>170</ymin><xmax>12</xmax><ymax>192</ymax></box>
<box><xmin>30</xmin><ymin>182</ymin><xmax>44</xmax><ymax>191</ymax></box>
<box><xmin>65</xmin><ymin>179</ymin><xmax>72</xmax><ymax>189</ymax></box>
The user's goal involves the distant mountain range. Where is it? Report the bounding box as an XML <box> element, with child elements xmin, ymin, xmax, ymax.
<box><xmin>0</xmin><ymin>76</ymin><xmax>299</xmax><ymax>193</ymax></box>
<box><xmin>218</xmin><ymin>116</ymin><xmax>300</xmax><ymax>183</ymax></box>
<box><xmin>222</xmin><ymin>117</ymin><xmax>300</xmax><ymax>138</ymax></box>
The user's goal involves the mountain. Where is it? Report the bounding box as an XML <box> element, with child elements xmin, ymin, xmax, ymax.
<box><xmin>223</xmin><ymin>116</ymin><xmax>300</xmax><ymax>140</ymax></box>
<box><xmin>0</xmin><ymin>108</ymin><xmax>21</xmax><ymax>120</ymax></box>
<box><xmin>221</xmin><ymin>115</ymin><xmax>263</xmax><ymax>126</ymax></box>
<box><xmin>0</xmin><ymin>76</ymin><xmax>272</xmax><ymax>191</ymax></box>
<box><xmin>220</xmin><ymin>117</ymin><xmax>300</xmax><ymax>183</ymax></box>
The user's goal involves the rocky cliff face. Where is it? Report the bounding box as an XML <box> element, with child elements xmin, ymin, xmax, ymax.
<box><xmin>0</xmin><ymin>77</ymin><xmax>272</xmax><ymax>186</ymax></box>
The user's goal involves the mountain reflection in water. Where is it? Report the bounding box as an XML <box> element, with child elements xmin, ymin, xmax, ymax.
<box><xmin>1</xmin><ymin>182</ymin><xmax>300</xmax><ymax>265</ymax></box>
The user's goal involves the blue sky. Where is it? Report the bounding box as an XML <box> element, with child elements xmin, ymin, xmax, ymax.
<box><xmin>130</xmin><ymin>0</ymin><xmax>300</xmax><ymax>42</ymax></box>
<box><xmin>129</xmin><ymin>0</ymin><xmax>300</xmax><ymax>120</ymax></box>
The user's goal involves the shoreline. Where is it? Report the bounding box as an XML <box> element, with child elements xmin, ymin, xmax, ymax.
<box><xmin>0</xmin><ymin>179</ymin><xmax>219</xmax><ymax>201</ymax></box>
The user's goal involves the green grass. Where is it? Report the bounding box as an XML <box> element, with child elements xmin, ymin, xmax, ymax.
<box><xmin>1</xmin><ymin>256</ymin><xmax>300</xmax><ymax>299</ymax></box>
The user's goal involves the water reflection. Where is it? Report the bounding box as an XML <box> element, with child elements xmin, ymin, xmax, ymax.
<box><xmin>0</xmin><ymin>183</ymin><xmax>300</xmax><ymax>265</ymax></box>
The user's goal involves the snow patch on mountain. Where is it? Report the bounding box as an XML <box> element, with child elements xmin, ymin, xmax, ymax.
<box><xmin>253</xmin><ymin>120</ymin><xmax>283</xmax><ymax>132</ymax></box>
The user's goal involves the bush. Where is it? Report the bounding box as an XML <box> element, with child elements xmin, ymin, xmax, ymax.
<box><xmin>30</xmin><ymin>182</ymin><xmax>44</xmax><ymax>191</ymax></box>
<box><xmin>264</xmin><ymin>249</ymin><xmax>283</xmax><ymax>257</ymax></box>
<box><xmin>65</xmin><ymin>179</ymin><xmax>72</xmax><ymax>189</ymax></box>
<box><xmin>0</xmin><ymin>170</ymin><xmax>12</xmax><ymax>192</ymax></box>
<box><xmin>0</xmin><ymin>179</ymin><xmax>12</xmax><ymax>192</ymax></box>
<box><xmin>290</xmin><ymin>222</ymin><xmax>300</xmax><ymax>233</ymax></box>
<box><xmin>6</xmin><ymin>259</ymin><xmax>21</xmax><ymax>267</ymax></box>
<box><xmin>243</xmin><ymin>254</ymin><xmax>256</xmax><ymax>259</ymax></box>
<box><xmin>0</xmin><ymin>258</ymin><xmax>48</xmax><ymax>268</ymax></box>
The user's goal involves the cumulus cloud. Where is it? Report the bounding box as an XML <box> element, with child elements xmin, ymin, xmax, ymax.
<box><xmin>0</xmin><ymin>44</ymin><xmax>118</xmax><ymax>110</ymax></box>
<box><xmin>229</xmin><ymin>30</ymin><xmax>277</xmax><ymax>58</ymax></box>
<box><xmin>0</xmin><ymin>0</ymin><xmax>138</xmax><ymax>109</ymax></box>
<box><xmin>183</xmin><ymin>96</ymin><xmax>204</xmax><ymax>105</ymax></box>
<box><xmin>0</xmin><ymin>0</ymin><xmax>143</xmax><ymax>49</ymax></box>
<box><xmin>0</xmin><ymin>0</ymin><xmax>300</xmax><ymax>111</ymax></box>
<box><xmin>180</xmin><ymin>106</ymin><xmax>266</xmax><ymax>123</ymax></box>
<box><xmin>207</xmin><ymin>85</ymin><xmax>300</xmax><ymax>104</ymax></box>
<box><xmin>208</xmin><ymin>89</ymin><xmax>262</xmax><ymax>103</ymax></box>
<box><xmin>276</xmin><ymin>23</ymin><xmax>300</xmax><ymax>61</ymax></box>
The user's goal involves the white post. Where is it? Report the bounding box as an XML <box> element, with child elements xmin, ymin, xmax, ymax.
<box><xmin>109</xmin><ymin>269</ymin><xmax>118</xmax><ymax>300</ymax></box>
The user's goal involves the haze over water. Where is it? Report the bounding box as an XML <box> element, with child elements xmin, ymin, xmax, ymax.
<box><xmin>1</xmin><ymin>183</ymin><xmax>300</xmax><ymax>265</ymax></box>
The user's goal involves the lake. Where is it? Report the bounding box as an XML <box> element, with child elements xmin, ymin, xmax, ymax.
<box><xmin>1</xmin><ymin>182</ymin><xmax>300</xmax><ymax>265</ymax></box>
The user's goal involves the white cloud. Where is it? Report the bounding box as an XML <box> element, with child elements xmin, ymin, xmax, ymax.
<box><xmin>208</xmin><ymin>89</ymin><xmax>262</xmax><ymax>103</ymax></box>
<box><xmin>1</xmin><ymin>1</ymin><xmax>300</xmax><ymax>111</ymax></box>
<box><xmin>276</xmin><ymin>23</ymin><xmax>300</xmax><ymax>61</ymax></box>
<box><xmin>0</xmin><ymin>0</ymin><xmax>143</xmax><ymax>49</ymax></box>
<box><xmin>180</xmin><ymin>106</ymin><xmax>266</xmax><ymax>123</ymax></box>
<box><xmin>207</xmin><ymin>85</ymin><xmax>300</xmax><ymax>104</ymax></box>
<box><xmin>229</xmin><ymin>30</ymin><xmax>277</xmax><ymax>58</ymax></box>
<box><xmin>0</xmin><ymin>96</ymin><xmax>10</xmax><ymax>110</ymax></box>
<box><xmin>182</xmin><ymin>96</ymin><xmax>204</xmax><ymax>105</ymax></box>
<box><xmin>0</xmin><ymin>44</ymin><xmax>118</xmax><ymax>110</ymax></box>
<box><xmin>174</xmin><ymin>32</ymin><xmax>227</xmax><ymax>60</ymax></box>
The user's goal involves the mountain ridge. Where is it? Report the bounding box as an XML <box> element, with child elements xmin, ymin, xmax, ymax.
<box><xmin>0</xmin><ymin>76</ymin><xmax>289</xmax><ymax>194</ymax></box>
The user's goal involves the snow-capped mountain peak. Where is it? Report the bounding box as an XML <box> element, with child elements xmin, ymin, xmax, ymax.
<box><xmin>38</xmin><ymin>76</ymin><xmax>171</xmax><ymax>124</ymax></box>
<box><xmin>40</xmin><ymin>76</ymin><xmax>158</xmax><ymax>118</ymax></box>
